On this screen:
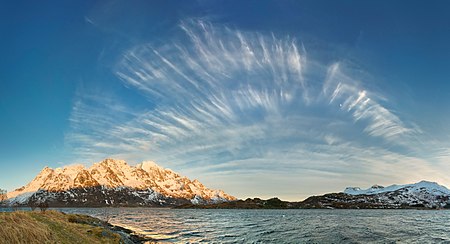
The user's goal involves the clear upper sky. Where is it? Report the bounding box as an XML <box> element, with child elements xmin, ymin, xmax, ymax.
<box><xmin>1</xmin><ymin>0</ymin><xmax>450</xmax><ymax>200</ymax></box>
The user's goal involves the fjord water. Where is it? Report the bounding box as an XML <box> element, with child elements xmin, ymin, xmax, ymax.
<box><xmin>58</xmin><ymin>208</ymin><xmax>450</xmax><ymax>243</ymax></box>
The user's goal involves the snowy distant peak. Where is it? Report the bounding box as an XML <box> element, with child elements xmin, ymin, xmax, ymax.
<box><xmin>94</xmin><ymin>158</ymin><xmax>130</xmax><ymax>173</ymax></box>
<box><xmin>344</xmin><ymin>187</ymin><xmax>360</xmax><ymax>192</ymax></box>
<box><xmin>7</xmin><ymin>165</ymin><xmax>55</xmax><ymax>199</ymax></box>
<box><xmin>370</xmin><ymin>184</ymin><xmax>384</xmax><ymax>189</ymax></box>
<box><xmin>136</xmin><ymin>160</ymin><xmax>180</xmax><ymax>182</ymax></box>
<box><xmin>343</xmin><ymin>181</ymin><xmax>450</xmax><ymax>196</ymax></box>
<box><xmin>40</xmin><ymin>166</ymin><xmax>53</xmax><ymax>174</ymax></box>
<box><xmin>136</xmin><ymin>160</ymin><xmax>161</xmax><ymax>171</ymax></box>
<box><xmin>54</xmin><ymin>164</ymin><xmax>85</xmax><ymax>176</ymax></box>
<box><xmin>100</xmin><ymin>158</ymin><xmax>127</xmax><ymax>167</ymax></box>
<box><xmin>34</xmin><ymin>166</ymin><xmax>54</xmax><ymax>181</ymax></box>
<box><xmin>415</xmin><ymin>180</ymin><xmax>443</xmax><ymax>187</ymax></box>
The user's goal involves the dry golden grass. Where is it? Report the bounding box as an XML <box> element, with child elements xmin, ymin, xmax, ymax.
<box><xmin>0</xmin><ymin>210</ymin><xmax>122</xmax><ymax>244</ymax></box>
<box><xmin>0</xmin><ymin>211</ymin><xmax>51</xmax><ymax>243</ymax></box>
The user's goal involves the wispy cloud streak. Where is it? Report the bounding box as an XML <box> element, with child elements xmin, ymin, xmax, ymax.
<box><xmin>323</xmin><ymin>63</ymin><xmax>421</xmax><ymax>143</ymax></box>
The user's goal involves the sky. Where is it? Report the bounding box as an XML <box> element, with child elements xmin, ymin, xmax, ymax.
<box><xmin>1</xmin><ymin>1</ymin><xmax>450</xmax><ymax>200</ymax></box>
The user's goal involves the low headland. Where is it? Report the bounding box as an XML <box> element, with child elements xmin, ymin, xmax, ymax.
<box><xmin>177</xmin><ymin>194</ymin><xmax>450</xmax><ymax>210</ymax></box>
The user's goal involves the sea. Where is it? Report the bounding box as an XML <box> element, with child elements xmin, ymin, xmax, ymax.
<box><xmin>3</xmin><ymin>208</ymin><xmax>450</xmax><ymax>243</ymax></box>
<box><xmin>61</xmin><ymin>208</ymin><xmax>450</xmax><ymax>243</ymax></box>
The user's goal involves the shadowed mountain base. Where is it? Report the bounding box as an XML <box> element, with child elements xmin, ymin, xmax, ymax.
<box><xmin>25</xmin><ymin>186</ymin><xmax>192</xmax><ymax>208</ymax></box>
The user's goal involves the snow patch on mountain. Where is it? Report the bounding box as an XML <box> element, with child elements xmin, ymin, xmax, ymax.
<box><xmin>340</xmin><ymin>180</ymin><xmax>450</xmax><ymax>208</ymax></box>
<box><xmin>344</xmin><ymin>181</ymin><xmax>450</xmax><ymax>196</ymax></box>
<box><xmin>6</xmin><ymin>158</ymin><xmax>236</xmax><ymax>206</ymax></box>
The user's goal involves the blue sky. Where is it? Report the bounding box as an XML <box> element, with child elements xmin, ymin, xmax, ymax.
<box><xmin>1</xmin><ymin>1</ymin><xmax>450</xmax><ymax>200</ymax></box>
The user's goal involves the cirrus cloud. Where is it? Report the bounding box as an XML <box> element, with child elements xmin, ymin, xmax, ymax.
<box><xmin>66</xmin><ymin>20</ymin><xmax>448</xmax><ymax>200</ymax></box>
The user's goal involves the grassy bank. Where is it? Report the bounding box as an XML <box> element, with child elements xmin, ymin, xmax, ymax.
<box><xmin>0</xmin><ymin>210</ymin><xmax>137</xmax><ymax>244</ymax></box>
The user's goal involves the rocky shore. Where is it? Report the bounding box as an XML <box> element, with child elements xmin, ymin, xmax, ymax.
<box><xmin>0</xmin><ymin>210</ymin><xmax>149</xmax><ymax>244</ymax></box>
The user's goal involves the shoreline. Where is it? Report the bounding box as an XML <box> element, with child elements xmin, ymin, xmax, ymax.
<box><xmin>103</xmin><ymin>221</ymin><xmax>150</xmax><ymax>244</ymax></box>
<box><xmin>1</xmin><ymin>204</ymin><xmax>447</xmax><ymax>211</ymax></box>
<box><xmin>0</xmin><ymin>210</ymin><xmax>151</xmax><ymax>244</ymax></box>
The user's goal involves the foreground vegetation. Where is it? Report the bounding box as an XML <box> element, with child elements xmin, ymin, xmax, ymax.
<box><xmin>0</xmin><ymin>210</ymin><xmax>140</xmax><ymax>244</ymax></box>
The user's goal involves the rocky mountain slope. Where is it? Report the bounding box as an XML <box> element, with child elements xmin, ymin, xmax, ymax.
<box><xmin>7</xmin><ymin>159</ymin><xmax>235</xmax><ymax>207</ymax></box>
<box><xmin>178</xmin><ymin>181</ymin><xmax>450</xmax><ymax>209</ymax></box>
<box><xmin>301</xmin><ymin>181</ymin><xmax>450</xmax><ymax>209</ymax></box>
<box><xmin>7</xmin><ymin>163</ymin><xmax>449</xmax><ymax>209</ymax></box>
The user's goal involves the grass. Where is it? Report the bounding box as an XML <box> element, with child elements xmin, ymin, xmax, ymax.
<box><xmin>0</xmin><ymin>210</ymin><xmax>123</xmax><ymax>244</ymax></box>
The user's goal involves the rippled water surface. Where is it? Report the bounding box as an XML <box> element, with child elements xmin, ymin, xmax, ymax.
<box><xmin>56</xmin><ymin>208</ymin><xmax>450</xmax><ymax>243</ymax></box>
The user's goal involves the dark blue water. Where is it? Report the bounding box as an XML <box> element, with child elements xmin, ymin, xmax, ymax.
<box><xmin>46</xmin><ymin>208</ymin><xmax>449</xmax><ymax>243</ymax></box>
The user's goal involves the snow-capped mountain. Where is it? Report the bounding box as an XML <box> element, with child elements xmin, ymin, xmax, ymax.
<box><xmin>7</xmin><ymin>158</ymin><xmax>235</xmax><ymax>207</ymax></box>
<box><xmin>344</xmin><ymin>181</ymin><xmax>450</xmax><ymax>196</ymax></box>
<box><xmin>342</xmin><ymin>181</ymin><xmax>450</xmax><ymax>208</ymax></box>
<box><xmin>301</xmin><ymin>181</ymin><xmax>450</xmax><ymax>209</ymax></box>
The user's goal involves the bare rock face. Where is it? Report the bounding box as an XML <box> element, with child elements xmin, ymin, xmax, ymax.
<box><xmin>73</xmin><ymin>169</ymin><xmax>100</xmax><ymax>188</ymax></box>
<box><xmin>7</xmin><ymin>159</ymin><xmax>236</xmax><ymax>207</ymax></box>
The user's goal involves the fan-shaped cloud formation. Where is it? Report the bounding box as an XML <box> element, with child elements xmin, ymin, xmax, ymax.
<box><xmin>66</xmin><ymin>20</ymin><xmax>448</xmax><ymax>200</ymax></box>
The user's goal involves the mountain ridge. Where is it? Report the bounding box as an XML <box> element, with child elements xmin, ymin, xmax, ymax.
<box><xmin>179</xmin><ymin>181</ymin><xmax>450</xmax><ymax>209</ymax></box>
<box><xmin>5</xmin><ymin>162</ymin><xmax>450</xmax><ymax>209</ymax></box>
<box><xmin>304</xmin><ymin>180</ymin><xmax>450</xmax><ymax>209</ymax></box>
<box><xmin>343</xmin><ymin>180</ymin><xmax>450</xmax><ymax>196</ymax></box>
<box><xmin>7</xmin><ymin>158</ymin><xmax>235</xmax><ymax>207</ymax></box>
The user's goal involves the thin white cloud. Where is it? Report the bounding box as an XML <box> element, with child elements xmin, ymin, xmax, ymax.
<box><xmin>84</xmin><ymin>16</ymin><xmax>95</xmax><ymax>25</ymax></box>
<box><xmin>322</xmin><ymin>62</ymin><xmax>421</xmax><ymax>143</ymax></box>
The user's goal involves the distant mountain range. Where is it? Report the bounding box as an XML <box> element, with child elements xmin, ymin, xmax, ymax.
<box><xmin>301</xmin><ymin>181</ymin><xmax>450</xmax><ymax>209</ymax></box>
<box><xmin>179</xmin><ymin>181</ymin><xmax>450</xmax><ymax>209</ymax></box>
<box><xmin>5</xmin><ymin>159</ymin><xmax>450</xmax><ymax>209</ymax></box>
<box><xmin>6</xmin><ymin>158</ymin><xmax>235</xmax><ymax>207</ymax></box>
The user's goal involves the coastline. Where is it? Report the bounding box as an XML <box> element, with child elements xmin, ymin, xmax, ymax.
<box><xmin>2</xmin><ymin>207</ymin><xmax>449</xmax><ymax>243</ymax></box>
<box><xmin>0</xmin><ymin>210</ymin><xmax>150</xmax><ymax>244</ymax></box>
